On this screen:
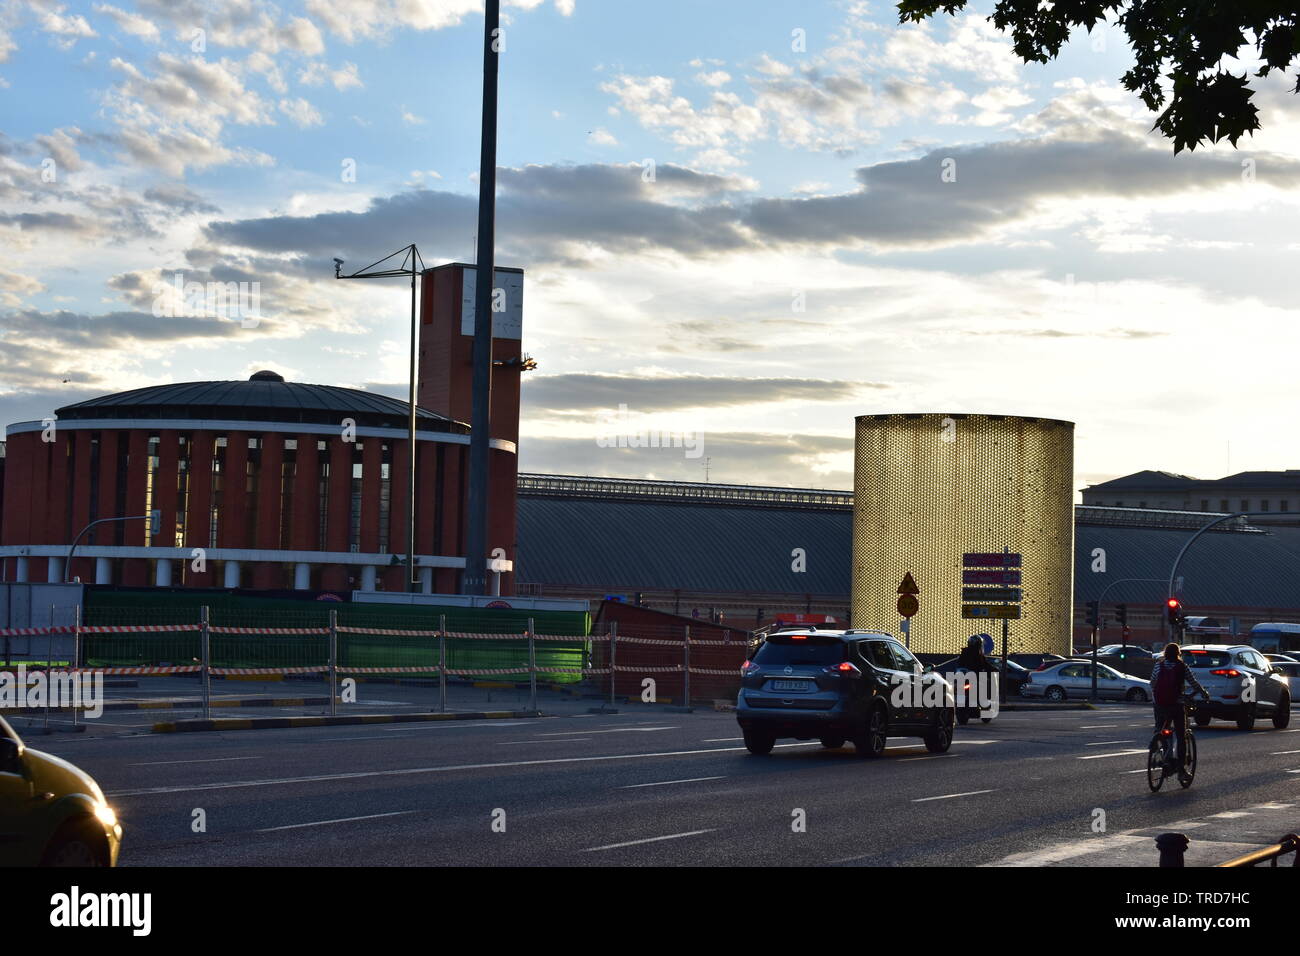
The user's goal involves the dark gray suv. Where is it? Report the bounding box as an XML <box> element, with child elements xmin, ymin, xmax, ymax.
<box><xmin>735</xmin><ymin>629</ymin><xmax>955</xmax><ymax>757</ymax></box>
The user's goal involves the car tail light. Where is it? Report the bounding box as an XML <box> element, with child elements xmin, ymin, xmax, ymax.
<box><xmin>789</xmin><ymin>635</ymin><xmax>807</xmax><ymax>640</ymax></box>
<box><xmin>823</xmin><ymin>661</ymin><xmax>861</xmax><ymax>677</ymax></box>
<box><xmin>1161</xmin><ymin>728</ymin><xmax>1171</xmax><ymax>737</ymax></box>
<box><xmin>1210</xmin><ymin>669</ymin><xmax>1242</xmax><ymax>677</ymax></box>
<box><xmin>741</xmin><ymin>660</ymin><xmax>762</xmax><ymax>677</ymax></box>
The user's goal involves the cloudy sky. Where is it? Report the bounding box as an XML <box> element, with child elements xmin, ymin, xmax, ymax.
<box><xmin>2</xmin><ymin>0</ymin><xmax>1299</xmax><ymax>496</ymax></box>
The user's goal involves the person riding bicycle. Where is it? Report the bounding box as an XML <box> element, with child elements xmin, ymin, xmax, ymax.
<box><xmin>1150</xmin><ymin>642</ymin><xmax>1210</xmax><ymax>769</ymax></box>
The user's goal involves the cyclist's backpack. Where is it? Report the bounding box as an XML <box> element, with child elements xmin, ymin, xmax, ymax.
<box><xmin>1152</xmin><ymin>661</ymin><xmax>1181</xmax><ymax>707</ymax></box>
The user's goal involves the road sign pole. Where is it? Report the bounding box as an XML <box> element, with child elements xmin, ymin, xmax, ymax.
<box><xmin>1091</xmin><ymin>625</ymin><xmax>1099</xmax><ymax>701</ymax></box>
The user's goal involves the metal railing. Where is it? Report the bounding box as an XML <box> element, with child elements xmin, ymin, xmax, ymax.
<box><xmin>1217</xmin><ymin>834</ymin><xmax>1300</xmax><ymax>867</ymax></box>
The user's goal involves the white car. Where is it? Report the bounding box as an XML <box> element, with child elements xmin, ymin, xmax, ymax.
<box><xmin>1022</xmin><ymin>660</ymin><xmax>1151</xmax><ymax>702</ymax></box>
<box><xmin>1182</xmin><ymin>645</ymin><xmax>1292</xmax><ymax>731</ymax></box>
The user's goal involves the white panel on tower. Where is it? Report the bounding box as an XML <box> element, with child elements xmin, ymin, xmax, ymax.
<box><xmin>460</xmin><ymin>267</ymin><xmax>523</xmax><ymax>339</ymax></box>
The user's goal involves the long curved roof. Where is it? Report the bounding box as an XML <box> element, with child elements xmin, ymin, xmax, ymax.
<box><xmin>55</xmin><ymin>373</ymin><xmax>468</xmax><ymax>432</ymax></box>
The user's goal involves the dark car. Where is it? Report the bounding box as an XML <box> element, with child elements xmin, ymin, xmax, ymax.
<box><xmin>736</xmin><ymin>630</ymin><xmax>955</xmax><ymax>757</ymax></box>
<box><xmin>934</xmin><ymin>655</ymin><xmax>1032</xmax><ymax>697</ymax></box>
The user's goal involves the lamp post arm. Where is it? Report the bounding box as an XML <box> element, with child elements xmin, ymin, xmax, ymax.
<box><xmin>64</xmin><ymin>515</ymin><xmax>152</xmax><ymax>583</ymax></box>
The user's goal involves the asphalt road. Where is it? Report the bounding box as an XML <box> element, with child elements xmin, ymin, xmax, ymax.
<box><xmin>24</xmin><ymin>703</ymin><xmax>1300</xmax><ymax>866</ymax></box>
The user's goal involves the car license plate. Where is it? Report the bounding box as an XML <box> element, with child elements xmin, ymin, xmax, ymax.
<box><xmin>771</xmin><ymin>680</ymin><xmax>809</xmax><ymax>691</ymax></box>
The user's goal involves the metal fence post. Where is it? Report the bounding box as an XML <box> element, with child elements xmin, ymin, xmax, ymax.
<box><xmin>527</xmin><ymin>617</ymin><xmax>537</xmax><ymax>712</ymax></box>
<box><xmin>72</xmin><ymin>604</ymin><xmax>81</xmax><ymax>730</ymax></box>
<box><xmin>328</xmin><ymin>609</ymin><xmax>338</xmax><ymax>717</ymax></box>
<box><xmin>200</xmin><ymin>606</ymin><xmax>211</xmax><ymax>720</ymax></box>
<box><xmin>683</xmin><ymin>625</ymin><xmax>691</xmax><ymax>708</ymax></box>
<box><xmin>44</xmin><ymin>627</ymin><xmax>52</xmax><ymax>734</ymax></box>
<box><xmin>438</xmin><ymin>614</ymin><xmax>447</xmax><ymax>714</ymax></box>
<box><xmin>609</xmin><ymin>621</ymin><xmax>617</xmax><ymax>709</ymax></box>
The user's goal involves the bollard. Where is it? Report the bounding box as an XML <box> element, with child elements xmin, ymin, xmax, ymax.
<box><xmin>1156</xmin><ymin>832</ymin><xmax>1189</xmax><ymax>867</ymax></box>
<box><xmin>683</xmin><ymin>625</ymin><xmax>691</xmax><ymax>709</ymax></box>
<box><xmin>328</xmin><ymin>609</ymin><xmax>338</xmax><ymax>717</ymax></box>
<box><xmin>527</xmin><ymin>617</ymin><xmax>537</xmax><ymax>712</ymax></box>
<box><xmin>438</xmin><ymin>614</ymin><xmax>447</xmax><ymax>713</ymax></box>
<box><xmin>609</xmin><ymin>621</ymin><xmax>618</xmax><ymax>710</ymax></box>
<box><xmin>200</xmin><ymin>606</ymin><xmax>211</xmax><ymax>720</ymax></box>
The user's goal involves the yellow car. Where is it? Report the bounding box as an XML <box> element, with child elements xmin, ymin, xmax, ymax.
<box><xmin>0</xmin><ymin>715</ymin><xmax>121</xmax><ymax>866</ymax></box>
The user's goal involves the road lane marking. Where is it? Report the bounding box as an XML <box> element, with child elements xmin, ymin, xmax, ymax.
<box><xmin>499</xmin><ymin>738</ymin><xmax>592</xmax><ymax>745</ymax></box>
<box><xmin>900</xmin><ymin>754</ymin><xmax>960</xmax><ymax>762</ymax></box>
<box><xmin>1079</xmin><ymin>749</ymin><xmax>1148</xmax><ymax>760</ymax></box>
<box><xmin>912</xmin><ymin>789</ymin><xmax>996</xmax><ymax>802</ymax></box>
<box><xmin>581</xmin><ymin>829</ymin><xmax>716</xmax><ymax>852</ymax></box>
<box><xmin>1085</xmin><ymin>740</ymin><xmax>1137</xmax><ymax>746</ymax></box>
<box><xmin>107</xmin><ymin>743</ymin><xmax>821</xmax><ymax>796</ymax></box>
<box><xmin>702</xmin><ymin>737</ymin><xmax>743</xmax><ymax>742</ymax></box>
<box><xmin>1272</xmin><ymin>750</ymin><xmax>1300</xmax><ymax>755</ymax></box>
<box><xmin>129</xmin><ymin>756</ymin><xmax>265</xmax><ymax>766</ymax></box>
<box><xmin>537</xmin><ymin>727</ymin><xmax>676</xmax><ymax>736</ymax></box>
<box><xmin>619</xmin><ymin>776</ymin><xmax>725</xmax><ymax>789</ymax></box>
<box><xmin>1080</xmin><ymin>724</ymin><xmax>1126</xmax><ymax>729</ymax></box>
<box><xmin>951</xmin><ymin>740</ymin><xmax>997</xmax><ymax>745</ymax></box>
<box><xmin>257</xmin><ymin>810</ymin><xmax>419</xmax><ymax>832</ymax></box>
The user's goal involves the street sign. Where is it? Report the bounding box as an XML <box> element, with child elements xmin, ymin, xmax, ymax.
<box><xmin>896</xmin><ymin>572</ymin><xmax>919</xmax><ymax>595</ymax></box>
<box><xmin>897</xmin><ymin>594</ymin><xmax>918</xmax><ymax>618</ymax></box>
<box><xmin>962</xmin><ymin>604</ymin><xmax>1021</xmax><ymax>620</ymax></box>
<box><xmin>962</xmin><ymin>569</ymin><xmax>1021</xmax><ymax>585</ymax></box>
<box><xmin>961</xmin><ymin>586</ymin><xmax>1022</xmax><ymax>603</ymax></box>
<box><xmin>963</xmin><ymin>552</ymin><xmax>1022</xmax><ymax>568</ymax></box>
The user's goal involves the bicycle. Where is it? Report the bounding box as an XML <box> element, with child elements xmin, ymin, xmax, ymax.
<box><xmin>1147</xmin><ymin>695</ymin><xmax>1200</xmax><ymax>792</ymax></box>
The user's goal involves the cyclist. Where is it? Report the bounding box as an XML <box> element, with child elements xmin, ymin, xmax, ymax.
<box><xmin>955</xmin><ymin>635</ymin><xmax>997</xmax><ymax>713</ymax></box>
<box><xmin>1150</xmin><ymin>642</ymin><xmax>1210</xmax><ymax>770</ymax></box>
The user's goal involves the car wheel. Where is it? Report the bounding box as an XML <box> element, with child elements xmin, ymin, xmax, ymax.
<box><xmin>743</xmin><ymin>728</ymin><xmax>776</xmax><ymax>755</ymax></box>
<box><xmin>1274</xmin><ymin>694</ymin><xmax>1291</xmax><ymax>730</ymax></box>
<box><xmin>1045</xmin><ymin>686</ymin><xmax>1067</xmax><ymax>702</ymax></box>
<box><xmin>1237</xmin><ymin>704</ymin><xmax>1256</xmax><ymax>732</ymax></box>
<box><xmin>980</xmin><ymin>716</ymin><xmax>992</xmax><ymax>724</ymax></box>
<box><xmin>1194</xmin><ymin>712</ymin><xmax>1212</xmax><ymax>727</ymax></box>
<box><xmin>1126</xmin><ymin>688</ymin><xmax>1146</xmax><ymax>703</ymax></box>
<box><xmin>924</xmin><ymin>708</ymin><xmax>954</xmax><ymax>753</ymax></box>
<box><xmin>819</xmin><ymin>735</ymin><xmax>845</xmax><ymax>749</ymax></box>
<box><xmin>1017</xmin><ymin>683</ymin><xmax>1029</xmax><ymax>698</ymax></box>
<box><xmin>854</xmin><ymin>705</ymin><xmax>887</xmax><ymax>758</ymax></box>
<box><xmin>41</xmin><ymin>820</ymin><xmax>106</xmax><ymax>868</ymax></box>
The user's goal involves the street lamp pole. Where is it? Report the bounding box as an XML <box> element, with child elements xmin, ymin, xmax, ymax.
<box><xmin>65</xmin><ymin>514</ymin><xmax>156</xmax><ymax>583</ymax></box>
<box><xmin>334</xmin><ymin>245</ymin><xmax>425</xmax><ymax>592</ymax></box>
<box><xmin>464</xmin><ymin>0</ymin><xmax>502</xmax><ymax>596</ymax></box>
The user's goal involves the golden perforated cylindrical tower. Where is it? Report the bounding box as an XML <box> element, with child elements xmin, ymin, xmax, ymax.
<box><xmin>851</xmin><ymin>413</ymin><xmax>1074</xmax><ymax>656</ymax></box>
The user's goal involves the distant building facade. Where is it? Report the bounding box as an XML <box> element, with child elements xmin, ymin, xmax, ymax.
<box><xmin>1083</xmin><ymin>470</ymin><xmax>1300</xmax><ymax>524</ymax></box>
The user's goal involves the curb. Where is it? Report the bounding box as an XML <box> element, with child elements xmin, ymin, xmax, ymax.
<box><xmin>152</xmin><ymin>710</ymin><xmax>540</xmax><ymax>733</ymax></box>
<box><xmin>1</xmin><ymin>695</ymin><xmax>338</xmax><ymax>714</ymax></box>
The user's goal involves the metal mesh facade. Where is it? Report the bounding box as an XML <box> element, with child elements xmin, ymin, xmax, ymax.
<box><xmin>851</xmin><ymin>413</ymin><xmax>1075</xmax><ymax>656</ymax></box>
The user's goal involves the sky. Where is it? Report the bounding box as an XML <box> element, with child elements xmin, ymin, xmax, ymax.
<box><xmin>2</xmin><ymin>0</ymin><xmax>1300</xmax><ymax>498</ymax></box>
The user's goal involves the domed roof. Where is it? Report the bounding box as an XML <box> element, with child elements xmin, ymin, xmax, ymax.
<box><xmin>56</xmin><ymin>375</ymin><xmax>467</xmax><ymax>433</ymax></box>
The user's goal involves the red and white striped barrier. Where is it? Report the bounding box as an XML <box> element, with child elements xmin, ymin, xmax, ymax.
<box><xmin>0</xmin><ymin>624</ymin><xmax>203</xmax><ymax>636</ymax></box>
<box><xmin>337</xmin><ymin>666</ymin><xmax>442</xmax><ymax>674</ymax></box>
<box><xmin>337</xmin><ymin>626</ymin><xmax>440</xmax><ymax>637</ymax></box>
<box><xmin>208</xmin><ymin>627</ymin><xmax>328</xmax><ymax>635</ymax></box>
<box><xmin>613</xmin><ymin>664</ymin><xmax>684</xmax><ymax>673</ymax></box>
<box><xmin>209</xmin><ymin>666</ymin><xmax>327</xmax><ymax>675</ymax></box>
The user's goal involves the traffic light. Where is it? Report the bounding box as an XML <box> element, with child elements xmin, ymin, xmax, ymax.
<box><xmin>1116</xmin><ymin>603</ymin><xmax>1128</xmax><ymax>626</ymax></box>
<box><xmin>1166</xmin><ymin>598</ymin><xmax>1185</xmax><ymax>629</ymax></box>
<box><xmin>1086</xmin><ymin>600</ymin><xmax>1100</xmax><ymax>628</ymax></box>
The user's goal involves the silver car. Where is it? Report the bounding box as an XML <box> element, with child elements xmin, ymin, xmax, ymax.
<box><xmin>1023</xmin><ymin>660</ymin><xmax>1151</xmax><ymax>702</ymax></box>
<box><xmin>1182</xmin><ymin>645</ymin><xmax>1291</xmax><ymax>731</ymax></box>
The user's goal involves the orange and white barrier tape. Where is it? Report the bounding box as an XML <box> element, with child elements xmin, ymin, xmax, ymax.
<box><xmin>209</xmin><ymin>666</ymin><xmax>327</xmax><ymax>675</ymax></box>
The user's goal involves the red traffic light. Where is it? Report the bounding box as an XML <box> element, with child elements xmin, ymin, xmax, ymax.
<box><xmin>1166</xmin><ymin>598</ymin><xmax>1181</xmax><ymax>609</ymax></box>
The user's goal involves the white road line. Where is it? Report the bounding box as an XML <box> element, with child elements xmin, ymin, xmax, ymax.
<box><xmin>951</xmin><ymin>740</ymin><xmax>997</xmax><ymax>745</ymax></box>
<box><xmin>257</xmin><ymin>810</ymin><xmax>419</xmax><ymax>832</ymax></box>
<box><xmin>1085</xmin><ymin>740</ymin><xmax>1137</xmax><ymax>746</ymax></box>
<box><xmin>128</xmin><ymin>756</ymin><xmax>265</xmax><ymax>766</ymax></box>
<box><xmin>1079</xmin><ymin>749</ymin><xmax>1148</xmax><ymax>760</ymax></box>
<box><xmin>537</xmin><ymin>727</ymin><xmax>676</xmax><ymax>736</ymax></box>
<box><xmin>702</xmin><ymin>737</ymin><xmax>743</xmax><ymax>742</ymax></box>
<box><xmin>107</xmin><ymin>743</ymin><xmax>821</xmax><ymax>796</ymax></box>
<box><xmin>1080</xmin><ymin>724</ymin><xmax>1125</xmax><ymax>729</ymax></box>
<box><xmin>912</xmin><ymin>789</ymin><xmax>996</xmax><ymax>803</ymax></box>
<box><xmin>1272</xmin><ymin>750</ymin><xmax>1300</xmax><ymax>755</ymax></box>
<box><xmin>900</xmin><ymin>754</ymin><xmax>960</xmax><ymax>762</ymax></box>
<box><xmin>581</xmin><ymin>829</ymin><xmax>716</xmax><ymax>852</ymax></box>
<box><xmin>618</xmin><ymin>776</ymin><xmax>725</xmax><ymax>789</ymax></box>
<box><xmin>498</xmin><ymin>738</ymin><xmax>592</xmax><ymax>745</ymax></box>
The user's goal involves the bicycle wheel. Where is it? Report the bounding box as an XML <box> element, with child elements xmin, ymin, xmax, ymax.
<box><xmin>1179</xmin><ymin>732</ymin><xmax>1197</xmax><ymax>788</ymax></box>
<box><xmin>1147</xmin><ymin>738</ymin><xmax>1165</xmax><ymax>792</ymax></box>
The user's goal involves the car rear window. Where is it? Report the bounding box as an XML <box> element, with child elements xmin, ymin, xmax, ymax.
<box><xmin>1184</xmin><ymin>650</ymin><xmax>1231</xmax><ymax>668</ymax></box>
<box><xmin>753</xmin><ymin>636</ymin><xmax>845</xmax><ymax>666</ymax></box>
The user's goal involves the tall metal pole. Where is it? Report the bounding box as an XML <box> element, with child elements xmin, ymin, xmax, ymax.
<box><xmin>407</xmin><ymin>251</ymin><xmax>418</xmax><ymax>592</ymax></box>
<box><xmin>464</xmin><ymin>0</ymin><xmax>501</xmax><ymax>595</ymax></box>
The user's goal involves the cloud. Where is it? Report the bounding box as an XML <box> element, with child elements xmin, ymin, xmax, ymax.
<box><xmin>0</xmin><ymin>269</ymin><xmax>46</xmax><ymax>307</ymax></box>
<box><xmin>521</xmin><ymin>373</ymin><xmax>878</xmax><ymax>413</ymax></box>
<box><xmin>93</xmin><ymin>3</ymin><xmax>160</xmax><ymax>42</ymax></box>
<box><xmin>279</xmin><ymin>96</ymin><xmax>323</xmax><ymax>128</ymax></box>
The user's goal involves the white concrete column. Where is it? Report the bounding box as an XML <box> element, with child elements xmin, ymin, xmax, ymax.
<box><xmin>14</xmin><ymin>556</ymin><xmax>28</xmax><ymax>582</ymax></box>
<box><xmin>490</xmin><ymin>570</ymin><xmax>501</xmax><ymax>597</ymax></box>
<box><xmin>223</xmin><ymin>561</ymin><xmax>241</xmax><ymax>588</ymax></box>
<box><xmin>360</xmin><ymin>564</ymin><xmax>377</xmax><ymax>591</ymax></box>
<box><xmin>47</xmin><ymin>556</ymin><xmax>64</xmax><ymax>583</ymax></box>
<box><xmin>420</xmin><ymin>567</ymin><xmax>433</xmax><ymax>594</ymax></box>
<box><xmin>95</xmin><ymin>557</ymin><xmax>112</xmax><ymax>584</ymax></box>
<box><xmin>294</xmin><ymin>563</ymin><xmax>312</xmax><ymax>590</ymax></box>
<box><xmin>155</xmin><ymin>558</ymin><xmax>173</xmax><ymax>587</ymax></box>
